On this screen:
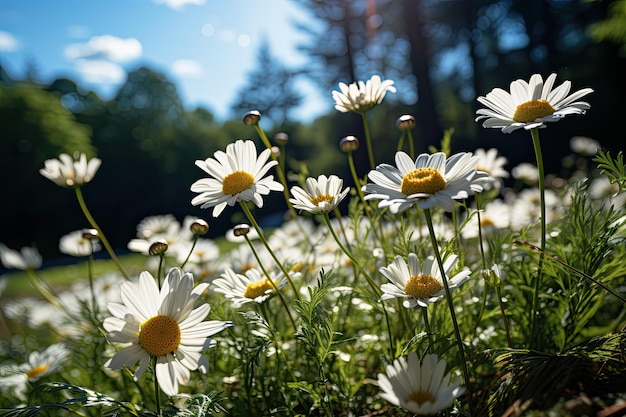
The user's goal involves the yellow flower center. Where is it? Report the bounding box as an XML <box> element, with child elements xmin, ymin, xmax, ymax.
<box><xmin>480</xmin><ymin>218</ymin><xmax>495</xmax><ymax>228</ymax></box>
<box><xmin>222</xmin><ymin>170</ymin><xmax>254</xmax><ymax>196</ymax></box>
<box><xmin>244</xmin><ymin>278</ymin><xmax>274</xmax><ymax>299</ymax></box>
<box><xmin>138</xmin><ymin>315</ymin><xmax>181</xmax><ymax>357</ymax></box>
<box><xmin>406</xmin><ymin>389</ymin><xmax>437</xmax><ymax>406</ymax></box>
<box><xmin>404</xmin><ymin>274</ymin><xmax>443</xmax><ymax>299</ymax></box>
<box><xmin>401</xmin><ymin>168</ymin><xmax>446</xmax><ymax>196</ymax></box>
<box><xmin>309</xmin><ymin>194</ymin><xmax>334</xmax><ymax>207</ymax></box>
<box><xmin>512</xmin><ymin>99</ymin><xmax>555</xmax><ymax>123</ymax></box>
<box><xmin>26</xmin><ymin>364</ymin><xmax>49</xmax><ymax>380</ymax></box>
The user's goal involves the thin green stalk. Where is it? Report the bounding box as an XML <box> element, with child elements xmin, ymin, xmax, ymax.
<box><xmin>529</xmin><ymin>128</ymin><xmax>546</xmax><ymax>349</ymax></box>
<box><xmin>239</xmin><ymin>202</ymin><xmax>300</xmax><ymax>301</ymax></box>
<box><xmin>360</xmin><ymin>112</ymin><xmax>375</xmax><ymax>169</ymax></box>
<box><xmin>254</xmin><ymin>124</ymin><xmax>298</xmax><ymax>219</ymax></box>
<box><xmin>321</xmin><ymin>213</ymin><xmax>380</xmax><ymax>296</ymax></box>
<box><xmin>244</xmin><ymin>235</ymin><xmax>298</xmax><ymax>332</ymax></box>
<box><xmin>26</xmin><ymin>269</ymin><xmax>62</xmax><ymax>309</ymax></box>
<box><xmin>74</xmin><ymin>187</ymin><xmax>129</xmax><ymax>279</ymax></box>
<box><xmin>396</xmin><ymin>131</ymin><xmax>406</xmax><ymax>152</ymax></box>
<box><xmin>496</xmin><ymin>285</ymin><xmax>513</xmax><ymax>347</ymax></box>
<box><xmin>156</xmin><ymin>254</ymin><xmax>165</xmax><ymax>289</ymax></box>
<box><xmin>179</xmin><ymin>235</ymin><xmax>199</xmax><ymax>269</ymax></box>
<box><xmin>152</xmin><ymin>356</ymin><xmax>161</xmax><ymax>417</ymax></box>
<box><xmin>407</xmin><ymin>128</ymin><xmax>415</xmax><ymax>159</ymax></box>
<box><xmin>87</xmin><ymin>253</ymin><xmax>98</xmax><ymax>316</ymax></box>
<box><xmin>423</xmin><ymin>208</ymin><xmax>472</xmax><ymax>401</ymax></box>
<box><xmin>421</xmin><ymin>307</ymin><xmax>435</xmax><ymax>353</ymax></box>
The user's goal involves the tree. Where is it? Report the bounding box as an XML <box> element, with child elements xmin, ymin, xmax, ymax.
<box><xmin>230</xmin><ymin>40</ymin><xmax>303</xmax><ymax>127</ymax></box>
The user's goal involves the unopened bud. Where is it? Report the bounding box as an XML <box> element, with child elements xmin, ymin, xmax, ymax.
<box><xmin>396</xmin><ymin>114</ymin><xmax>416</xmax><ymax>130</ymax></box>
<box><xmin>339</xmin><ymin>136</ymin><xmax>360</xmax><ymax>153</ymax></box>
<box><xmin>233</xmin><ymin>224</ymin><xmax>251</xmax><ymax>237</ymax></box>
<box><xmin>149</xmin><ymin>239</ymin><xmax>169</xmax><ymax>256</ymax></box>
<box><xmin>274</xmin><ymin>132</ymin><xmax>289</xmax><ymax>146</ymax></box>
<box><xmin>243</xmin><ymin>110</ymin><xmax>261</xmax><ymax>126</ymax></box>
<box><xmin>190</xmin><ymin>218</ymin><xmax>209</xmax><ymax>235</ymax></box>
<box><xmin>81</xmin><ymin>228</ymin><xmax>99</xmax><ymax>240</ymax></box>
<box><xmin>271</xmin><ymin>146</ymin><xmax>281</xmax><ymax>158</ymax></box>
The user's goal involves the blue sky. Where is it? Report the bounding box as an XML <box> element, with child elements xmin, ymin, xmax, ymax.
<box><xmin>0</xmin><ymin>0</ymin><xmax>330</xmax><ymax>121</ymax></box>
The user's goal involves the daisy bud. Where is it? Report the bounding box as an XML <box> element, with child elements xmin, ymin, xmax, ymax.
<box><xmin>243</xmin><ymin>110</ymin><xmax>261</xmax><ymax>126</ymax></box>
<box><xmin>271</xmin><ymin>146</ymin><xmax>281</xmax><ymax>158</ymax></box>
<box><xmin>233</xmin><ymin>224</ymin><xmax>250</xmax><ymax>237</ymax></box>
<box><xmin>190</xmin><ymin>219</ymin><xmax>209</xmax><ymax>235</ymax></box>
<box><xmin>148</xmin><ymin>239</ymin><xmax>169</xmax><ymax>256</ymax></box>
<box><xmin>396</xmin><ymin>114</ymin><xmax>416</xmax><ymax>130</ymax></box>
<box><xmin>81</xmin><ymin>228</ymin><xmax>99</xmax><ymax>240</ymax></box>
<box><xmin>339</xmin><ymin>136</ymin><xmax>360</xmax><ymax>153</ymax></box>
<box><xmin>274</xmin><ymin>132</ymin><xmax>289</xmax><ymax>146</ymax></box>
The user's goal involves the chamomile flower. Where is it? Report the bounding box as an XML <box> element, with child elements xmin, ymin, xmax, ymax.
<box><xmin>39</xmin><ymin>152</ymin><xmax>102</xmax><ymax>187</ymax></box>
<box><xmin>476</xmin><ymin>73</ymin><xmax>593</xmax><ymax>133</ymax></box>
<box><xmin>0</xmin><ymin>343</ymin><xmax>69</xmax><ymax>400</ymax></box>
<box><xmin>103</xmin><ymin>267</ymin><xmax>232</xmax><ymax>396</ymax></box>
<box><xmin>363</xmin><ymin>151</ymin><xmax>488</xmax><ymax>213</ymax></box>
<box><xmin>289</xmin><ymin>175</ymin><xmax>350</xmax><ymax>214</ymax></box>
<box><xmin>377</xmin><ymin>352</ymin><xmax>465</xmax><ymax>415</ymax></box>
<box><xmin>473</xmin><ymin>148</ymin><xmax>509</xmax><ymax>190</ymax></box>
<box><xmin>332</xmin><ymin>75</ymin><xmax>396</xmax><ymax>113</ymax></box>
<box><xmin>379</xmin><ymin>253</ymin><xmax>470</xmax><ymax>308</ymax></box>
<box><xmin>212</xmin><ymin>268</ymin><xmax>289</xmax><ymax>308</ymax></box>
<box><xmin>59</xmin><ymin>230</ymin><xmax>101</xmax><ymax>257</ymax></box>
<box><xmin>0</xmin><ymin>244</ymin><xmax>42</xmax><ymax>270</ymax></box>
<box><xmin>191</xmin><ymin>140</ymin><xmax>284</xmax><ymax>217</ymax></box>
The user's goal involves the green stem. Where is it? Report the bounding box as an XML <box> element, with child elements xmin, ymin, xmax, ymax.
<box><xmin>529</xmin><ymin>128</ymin><xmax>546</xmax><ymax>349</ymax></box>
<box><xmin>407</xmin><ymin>128</ymin><xmax>415</xmax><ymax>159</ymax></box>
<box><xmin>74</xmin><ymin>187</ymin><xmax>129</xmax><ymax>279</ymax></box>
<box><xmin>240</xmin><ymin>202</ymin><xmax>300</xmax><ymax>301</ymax></box>
<box><xmin>244</xmin><ymin>235</ymin><xmax>298</xmax><ymax>332</ymax></box>
<box><xmin>87</xmin><ymin>253</ymin><xmax>98</xmax><ymax>317</ymax></box>
<box><xmin>360</xmin><ymin>112</ymin><xmax>376</xmax><ymax>170</ymax></box>
<box><xmin>321</xmin><ymin>213</ymin><xmax>380</xmax><ymax>296</ymax></box>
<box><xmin>152</xmin><ymin>356</ymin><xmax>161</xmax><ymax>417</ymax></box>
<box><xmin>396</xmin><ymin>131</ymin><xmax>406</xmax><ymax>152</ymax></box>
<box><xmin>254</xmin><ymin>124</ymin><xmax>298</xmax><ymax>219</ymax></box>
<box><xmin>496</xmin><ymin>285</ymin><xmax>513</xmax><ymax>348</ymax></box>
<box><xmin>421</xmin><ymin>307</ymin><xmax>435</xmax><ymax>353</ymax></box>
<box><xmin>423</xmin><ymin>208</ymin><xmax>472</xmax><ymax>400</ymax></box>
<box><xmin>179</xmin><ymin>235</ymin><xmax>199</xmax><ymax>269</ymax></box>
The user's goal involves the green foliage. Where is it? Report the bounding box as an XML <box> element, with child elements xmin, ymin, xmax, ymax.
<box><xmin>593</xmin><ymin>149</ymin><xmax>626</xmax><ymax>192</ymax></box>
<box><xmin>588</xmin><ymin>0</ymin><xmax>626</xmax><ymax>55</ymax></box>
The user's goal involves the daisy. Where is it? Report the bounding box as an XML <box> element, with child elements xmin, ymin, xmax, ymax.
<box><xmin>332</xmin><ymin>75</ymin><xmax>396</xmax><ymax>113</ymax></box>
<box><xmin>570</xmin><ymin>136</ymin><xmax>600</xmax><ymax>157</ymax></box>
<box><xmin>475</xmin><ymin>73</ymin><xmax>593</xmax><ymax>133</ymax></box>
<box><xmin>362</xmin><ymin>151</ymin><xmax>488</xmax><ymax>213</ymax></box>
<box><xmin>59</xmin><ymin>230</ymin><xmax>102</xmax><ymax>257</ymax></box>
<box><xmin>377</xmin><ymin>352</ymin><xmax>465</xmax><ymax>415</ymax></box>
<box><xmin>0</xmin><ymin>244</ymin><xmax>42</xmax><ymax>270</ymax></box>
<box><xmin>289</xmin><ymin>174</ymin><xmax>350</xmax><ymax>214</ymax></box>
<box><xmin>473</xmin><ymin>148</ymin><xmax>509</xmax><ymax>190</ymax></box>
<box><xmin>379</xmin><ymin>253</ymin><xmax>470</xmax><ymax>308</ymax></box>
<box><xmin>40</xmin><ymin>152</ymin><xmax>102</xmax><ymax>187</ymax></box>
<box><xmin>212</xmin><ymin>267</ymin><xmax>289</xmax><ymax>308</ymax></box>
<box><xmin>0</xmin><ymin>343</ymin><xmax>69</xmax><ymax>400</ymax></box>
<box><xmin>103</xmin><ymin>267</ymin><xmax>232</xmax><ymax>396</ymax></box>
<box><xmin>461</xmin><ymin>199</ymin><xmax>513</xmax><ymax>239</ymax></box>
<box><xmin>191</xmin><ymin>140</ymin><xmax>284</xmax><ymax>217</ymax></box>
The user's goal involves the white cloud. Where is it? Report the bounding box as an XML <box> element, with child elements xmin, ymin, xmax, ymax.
<box><xmin>0</xmin><ymin>31</ymin><xmax>19</xmax><ymax>52</ymax></box>
<box><xmin>74</xmin><ymin>59</ymin><xmax>125</xmax><ymax>84</ymax></box>
<box><xmin>64</xmin><ymin>35</ymin><xmax>142</xmax><ymax>63</ymax></box>
<box><xmin>153</xmin><ymin>0</ymin><xmax>205</xmax><ymax>10</ymax></box>
<box><xmin>171</xmin><ymin>59</ymin><xmax>203</xmax><ymax>78</ymax></box>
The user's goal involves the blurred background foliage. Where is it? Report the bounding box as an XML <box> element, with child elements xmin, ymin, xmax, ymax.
<box><xmin>1</xmin><ymin>0</ymin><xmax>625</xmax><ymax>263</ymax></box>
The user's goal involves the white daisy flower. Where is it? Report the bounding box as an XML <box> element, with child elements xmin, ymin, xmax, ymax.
<box><xmin>39</xmin><ymin>152</ymin><xmax>102</xmax><ymax>187</ymax></box>
<box><xmin>103</xmin><ymin>267</ymin><xmax>232</xmax><ymax>396</ymax></box>
<box><xmin>362</xmin><ymin>151</ymin><xmax>488</xmax><ymax>213</ymax></box>
<box><xmin>212</xmin><ymin>267</ymin><xmax>290</xmax><ymax>308</ymax></box>
<box><xmin>473</xmin><ymin>148</ymin><xmax>509</xmax><ymax>190</ymax></box>
<box><xmin>59</xmin><ymin>230</ymin><xmax>101</xmax><ymax>257</ymax></box>
<box><xmin>136</xmin><ymin>214</ymin><xmax>179</xmax><ymax>239</ymax></box>
<box><xmin>511</xmin><ymin>162</ymin><xmax>539</xmax><ymax>185</ymax></box>
<box><xmin>377</xmin><ymin>352</ymin><xmax>465</xmax><ymax>415</ymax></box>
<box><xmin>289</xmin><ymin>174</ymin><xmax>350</xmax><ymax>214</ymax></box>
<box><xmin>379</xmin><ymin>253</ymin><xmax>470</xmax><ymax>308</ymax></box>
<box><xmin>0</xmin><ymin>343</ymin><xmax>69</xmax><ymax>400</ymax></box>
<box><xmin>332</xmin><ymin>75</ymin><xmax>396</xmax><ymax>113</ymax></box>
<box><xmin>476</xmin><ymin>73</ymin><xmax>593</xmax><ymax>133</ymax></box>
<box><xmin>569</xmin><ymin>136</ymin><xmax>600</xmax><ymax>156</ymax></box>
<box><xmin>461</xmin><ymin>199</ymin><xmax>513</xmax><ymax>239</ymax></box>
<box><xmin>191</xmin><ymin>140</ymin><xmax>284</xmax><ymax>217</ymax></box>
<box><xmin>0</xmin><ymin>244</ymin><xmax>42</xmax><ymax>270</ymax></box>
